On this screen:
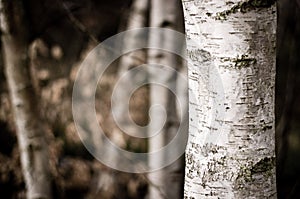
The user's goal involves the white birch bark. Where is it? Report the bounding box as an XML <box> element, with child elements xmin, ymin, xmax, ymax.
<box><xmin>0</xmin><ymin>0</ymin><xmax>51</xmax><ymax>198</ymax></box>
<box><xmin>113</xmin><ymin>0</ymin><xmax>149</xmax><ymax>137</ymax></box>
<box><xmin>90</xmin><ymin>1</ymin><xmax>149</xmax><ymax>197</ymax></box>
<box><xmin>147</xmin><ymin>0</ymin><xmax>185</xmax><ymax>198</ymax></box>
<box><xmin>182</xmin><ymin>0</ymin><xmax>277</xmax><ymax>198</ymax></box>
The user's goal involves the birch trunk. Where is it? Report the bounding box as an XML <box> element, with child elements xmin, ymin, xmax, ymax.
<box><xmin>0</xmin><ymin>0</ymin><xmax>51</xmax><ymax>198</ymax></box>
<box><xmin>147</xmin><ymin>0</ymin><xmax>185</xmax><ymax>198</ymax></box>
<box><xmin>182</xmin><ymin>0</ymin><xmax>277</xmax><ymax>198</ymax></box>
<box><xmin>91</xmin><ymin>0</ymin><xmax>149</xmax><ymax>197</ymax></box>
<box><xmin>113</xmin><ymin>0</ymin><xmax>149</xmax><ymax>137</ymax></box>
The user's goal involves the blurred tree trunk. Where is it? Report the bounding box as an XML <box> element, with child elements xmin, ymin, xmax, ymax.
<box><xmin>0</xmin><ymin>0</ymin><xmax>51</xmax><ymax>198</ymax></box>
<box><xmin>182</xmin><ymin>0</ymin><xmax>277</xmax><ymax>198</ymax></box>
<box><xmin>87</xmin><ymin>0</ymin><xmax>149</xmax><ymax>197</ymax></box>
<box><xmin>147</xmin><ymin>0</ymin><xmax>185</xmax><ymax>198</ymax></box>
<box><xmin>276</xmin><ymin>0</ymin><xmax>300</xmax><ymax>198</ymax></box>
<box><xmin>113</xmin><ymin>0</ymin><xmax>149</xmax><ymax>139</ymax></box>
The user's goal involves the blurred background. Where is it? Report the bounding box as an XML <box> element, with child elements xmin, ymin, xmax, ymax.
<box><xmin>0</xmin><ymin>0</ymin><xmax>299</xmax><ymax>198</ymax></box>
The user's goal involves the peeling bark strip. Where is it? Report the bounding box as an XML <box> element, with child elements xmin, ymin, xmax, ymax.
<box><xmin>182</xmin><ymin>0</ymin><xmax>276</xmax><ymax>198</ymax></box>
<box><xmin>0</xmin><ymin>0</ymin><xmax>51</xmax><ymax>198</ymax></box>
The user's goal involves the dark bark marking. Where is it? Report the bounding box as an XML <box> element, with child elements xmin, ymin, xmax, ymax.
<box><xmin>220</xmin><ymin>54</ymin><xmax>257</xmax><ymax>69</ymax></box>
<box><xmin>250</xmin><ymin>156</ymin><xmax>275</xmax><ymax>174</ymax></box>
<box><xmin>215</xmin><ymin>0</ymin><xmax>276</xmax><ymax>20</ymax></box>
<box><xmin>233</xmin><ymin>54</ymin><xmax>257</xmax><ymax>69</ymax></box>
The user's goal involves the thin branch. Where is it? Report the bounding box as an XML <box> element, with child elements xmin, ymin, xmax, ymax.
<box><xmin>58</xmin><ymin>0</ymin><xmax>148</xmax><ymax>65</ymax></box>
<box><xmin>128</xmin><ymin>162</ymin><xmax>168</xmax><ymax>199</ymax></box>
<box><xmin>140</xmin><ymin>173</ymin><xmax>168</xmax><ymax>199</ymax></box>
<box><xmin>59</xmin><ymin>0</ymin><xmax>99</xmax><ymax>44</ymax></box>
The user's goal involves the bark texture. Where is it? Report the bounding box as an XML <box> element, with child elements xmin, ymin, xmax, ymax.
<box><xmin>0</xmin><ymin>0</ymin><xmax>51</xmax><ymax>198</ymax></box>
<box><xmin>182</xmin><ymin>0</ymin><xmax>277</xmax><ymax>198</ymax></box>
<box><xmin>147</xmin><ymin>0</ymin><xmax>185</xmax><ymax>198</ymax></box>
